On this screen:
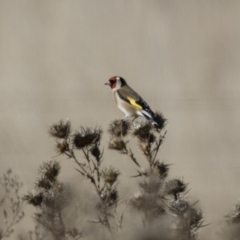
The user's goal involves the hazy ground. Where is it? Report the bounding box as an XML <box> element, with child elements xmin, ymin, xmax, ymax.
<box><xmin>0</xmin><ymin>1</ymin><xmax>240</xmax><ymax>239</ymax></box>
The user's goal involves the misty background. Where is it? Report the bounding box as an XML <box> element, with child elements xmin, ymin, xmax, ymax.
<box><xmin>0</xmin><ymin>0</ymin><xmax>240</xmax><ymax>239</ymax></box>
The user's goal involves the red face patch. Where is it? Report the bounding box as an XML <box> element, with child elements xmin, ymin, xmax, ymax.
<box><xmin>109</xmin><ymin>77</ymin><xmax>117</xmax><ymax>89</ymax></box>
<box><xmin>110</xmin><ymin>80</ymin><xmax>117</xmax><ymax>89</ymax></box>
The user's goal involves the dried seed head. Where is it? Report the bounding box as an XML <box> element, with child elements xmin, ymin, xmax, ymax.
<box><xmin>39</xmin><ymin>161</ymin><xmax>60</xmax><ymax>182</ymax></box>
<box><xmin>99</xmin><ymin>189</ymin><xmax>119</xmax><ymax>206</ymax></box>
<box><xmin>73</xmin><ymin>127</ymin><xmax>102</xmax><ymax>149</ymax></box>
<box><xmin>97</xmin><ymin>188</ymin><xmax>119</xmax><ymax>208</ymax></box>
<box><xmin>56</xmin><ymin>140</ymin><xmax>69</xmax><ymax>154</ymax></box>
<box><xmin>102</xmin><ymin>166</ymin><xmax>120</xmax><ymax>186</ymax></box>
<box><xmin>165</xmin><ymin>179</ymin><xmax>187</xmax><ymax>197</ymax></box>
<box><xmin>226</xmin><ymin>203</ymin><xmax>240</xmax><ymax>224</ymax></box>
<box><xmin>138</xmin><ymin>141</ymin><xmax>149</xmax><ymax>152</ymax></box>
<box><xmin>133</xmin><ymin>122</ymin><xmax>155</xmax><ymax>143</ymax></box>
<box><xmin>90</xmin><ymin>145</ymin><xmax>101</xmax><ymax>161</ymax></box>
<box><xmin>108</xmin><ymin>189</ymin><xmax>119</xmax><ymax>205</ymax></box>
<box><xmin>154</xmin><ymin>112</ymin><xmax>167</xmax><ymax>130</ymax></box>
<box><xmin>49</xmin><ymin>120</ymin><xmax>71</xmax><ymax>139</ymax></box>
<box><xmin>153</xmin><ymin>161</ymin><xmax>170</xmax><ymax>179</ymax></box>
<box><xmin>186</xmin><ymin>208</ymin><xmax>203</xmax><ymax>226</ymax></box>
<box><xmin>148</xmin><ymin>133</ymin><xmax>156</xmax><ymax>144</ymax></box>
<box><xmin>23</xmin><ymin>192</ymin><xmax>43</xmax><ymax>206</ymax></box>
<box><xmin>36</xmin><ymin>178</ymin><xmax>52</xmax><ymax>190</ymax></box>
<box><xmin>108</xmin><ymin>139</ymin><xmax>126</xmax><ymax>151</ymax></box>
<box><xmin>170</xmin><ymin>199</ymin><xmax>190</xmax><ymax>214</ymax></box>
<box><xmin>108</xmin><ymin>119</ymin><xmax>131</xmax><ymax>138</ymax></box>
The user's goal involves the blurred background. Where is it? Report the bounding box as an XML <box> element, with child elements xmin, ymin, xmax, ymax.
<box><xmin>0</xmin><ymin>0</ymin><xmax>240</xmax><ymax>238</ymax></box>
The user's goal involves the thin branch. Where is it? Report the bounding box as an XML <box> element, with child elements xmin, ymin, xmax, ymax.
<box><xmin>152</xmin><ymin>130</ymin><xmax>167</xmax><ymax>164</ymax></box>
<box><xmin>123</xmin><ymin>147</ymin><xmax>141</xmax><ymax>168</ymax></box>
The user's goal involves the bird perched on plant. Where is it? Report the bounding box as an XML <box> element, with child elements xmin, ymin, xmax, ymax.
<box><xmin>105</xmin><ymin>76</ymin><xmax>160</xmax><ymax>126</ymax></box>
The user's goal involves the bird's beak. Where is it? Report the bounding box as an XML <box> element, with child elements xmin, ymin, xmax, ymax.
<box><xmin>104</xmin><ymin>82</ymin><xmax>110</xmax><ymax>86</ymax></box>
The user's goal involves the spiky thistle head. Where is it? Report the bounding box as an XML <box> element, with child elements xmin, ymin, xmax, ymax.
<box><xmin>153</xmin><ymin>112</ymin><xmax>167</xmax><ymax>130</ymax></box>
<box><xmin>108</xmin><ymin>119</ymin><xmax>131</xmax><ymax>138</ymax></box>
<box><xmin>187</xmin><ymin>208</ymin><xmax>204</xmax><ymax>227</ymax></box>
<box><xmin>99</xmin><ymin>188</ymin><xmax>119</xmax><ymax>207</ymax></box>
<box><xmin>90</xmin><ymin>145</ymin><xmax>101</xmax><ymax>161</ymax></box>
<box><xmin>226</xmin><ymin>203</ymin><xmax>240</xmax><ymax>224</ymax></box>
<box><xmin>23</xmin><ymin>192</ymin><xmax>43</xmax><ymax>207</ymax></box>
<box><xmin>169</xmin><ymin>199</ymin><xmax>190</xmax><ymax>215</ymax></box>
<box><xmin>56</xmin><ymin>140</ymin><xmax>69</xmax><ymax>154</ymax></box>
<box><xmin>108</xmin><ymin>189</ymin><xmax>119</xmax><ymax>206</ymax></box>
<box><xmin>165</xmin><ymin>179</ymin><xmax>187</xmax><ymax>199</ymax></box>
<box><xmin>49</xmin><ymin>120</ymin><xmax>71</xmax><ymax>139</ymax></box>
<box><xmin>153</xmin><ymin>161</ymin><xmax>170</xmax><ymax>179</ymax></box>
<box><xmin>102</xmin><ymin>166</ymin><xmax>120</xmax><ymax>186</ymax></box>
<box><xmin>132</xmin><ymin>122</ymin><xmax>155</xmax><ymax>143</ymax></box>
<box><xmin>73</xmin><ymin>127</ymin><xmax>102</xmax><ymax>149</ymax></box>
<box><xmin>108</xmin><ymin>139</ymin><xmax>127</xmax><ymax>151</ymax></box>
<box><xmin>36</xmin><ymin>178</ymin><xmax>52</xmax><ymax>190</ymax></box>
<box><xmin>39</xmin><ymin>161</ymin><xmax>60</xmax><ymax>183</ymax></box>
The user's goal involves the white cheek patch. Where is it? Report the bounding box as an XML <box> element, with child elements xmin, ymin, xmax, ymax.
<box><xmin>116</xmin><ymin>76</ymin><xmax>120</xmax><ymax>81</ymax></box>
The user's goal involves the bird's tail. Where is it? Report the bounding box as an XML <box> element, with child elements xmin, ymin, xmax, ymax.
<box><xmin>141</xmin><ymin>110</ymin><xmax>166</xmax><ymax>129</ymax></box>
<box><xmin>152</xmin><ymin>112</ymin><xmax>166</xmax><ymax>129</ymax></box>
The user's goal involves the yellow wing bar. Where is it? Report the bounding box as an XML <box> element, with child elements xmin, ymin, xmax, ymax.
<box><xmin>127</xmin><ymin>97</ymin><xmax>142</xmax><ymax>109</ymax></box>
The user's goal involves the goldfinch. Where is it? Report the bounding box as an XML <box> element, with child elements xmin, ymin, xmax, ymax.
<box><xmin>105</xmin><ymin>76</ymin><xmax>159</xmax><ymax>126</ymax></box>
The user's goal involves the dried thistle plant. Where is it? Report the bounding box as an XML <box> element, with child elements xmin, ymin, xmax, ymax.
<box><xmin>49</xmin><ymin>122</ymin><xmax>104</xmax><ymax>202</ymax></box>
<box><xmin>133</xmin><ymin>121</ymin><xmax>167</xmax><ymax>168</ymax></box>
<box><xmin>168</xmin><ymin>199</ymin><xmax>205</xmax><ymax>239</ymax></box>
<box><xmin>23</xmin><ymin>160</ymin><xmax>81</xmax><ymax>240</ymax></box>
<box><xmin>105</xmin><ymin>114</ymin><xmax>205</xmax><ymax>239</ymax></box>
<box><xmin>107</xmin><ymin>119</ymin><xmax>142</xmax><ymax>168</ymax></box>
<box><xmin>108</xmin><ymin>139</ymin><xmax>127</xmax><ymax>152</ymax></box>
<box><xmin>108</xmin><ymin>116</ymin><xmax>167</xmax><ymax>173</ymax></box>
<box><xmin>165</xmin><ymin>178</ymin><xmax>187</xmax><ymax>200</ymax></box>
<box><xmin>48</xmin><ymin>120</ymin><xmax>123</xmax><ymax>236</ymax></box>
<box><xmin>56</xmin><ymin>140</ymin><xmax>69</xmax><ymax>154</ymax></box>
<box><xmin>108</xmin><ymin>119</ymin><xmax>131</xmax><ymax>138</ymax></box>
<box><xmin>49</xmin><ymin>119</ymin><xmax>71</xmax><ymax>139</ymax></box>
<box><xmin>23</xmin><ymin>192</ymin><xmax>43</xmax><ymax>207</ymax></box>
<box><xmin>102</xmin><ymin>166</ymin><xmax>120</xmax><ymax>186</ymax></box>
<box><xmin>226</xmin><ymin>202</ymin><xmax>240</xmax><ymax>225</ymax></box>
<box><xmin>152</xmin><ymin>161</ymin><xmax>170</xmax><ymax>179</ymax></box>
<box><xmin>73</xmin><ymin>127</ymin><xmax>102</xmax><ymax>150</ymax></box>
<box><xmin>153</xmin><ymin>111</ymin><xmax>167</xmax><ymax>130</ymax></box>
<box><xmin>90</xmin><ymin>144</ymin><xmax>101</xmax><ymax>161</ymax></box>
<box><xmin>129</xmin><ymin>170</ymin><xmax>205</xmax><ymax>239</ymax></box>
<box><xmin>107</xmin><ymin>119</ymin><xmax>132</xmax><ymax>159</ymax></box>
<box><xmin>23</xmin><ymin>115</ymin><xmax>205</xmax><ymax>240</ymax></box>
<box><xmin>0</xmin><ymin>169</ymin><xmax>24</xmax><ymax>239</ymax></box>
<box><xmin>132</xmin><ymin>122</ymin><xmax>154</xmax><ymax>142</ymax></box>
<box><xmin>220</xmin><ymin>201</ymin><xmax>240</xmax><ymax>239</ymax></box>
<box><xmin>39</xmin><ymin>161</ymin><xmax>60</xmax><ymax>183</ymax></box>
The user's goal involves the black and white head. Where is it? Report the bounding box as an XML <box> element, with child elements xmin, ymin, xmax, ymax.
<box><xmin>105</xmin><ymin>76</ymin><xmax>127</xmax><ymax>90</ymax></box>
